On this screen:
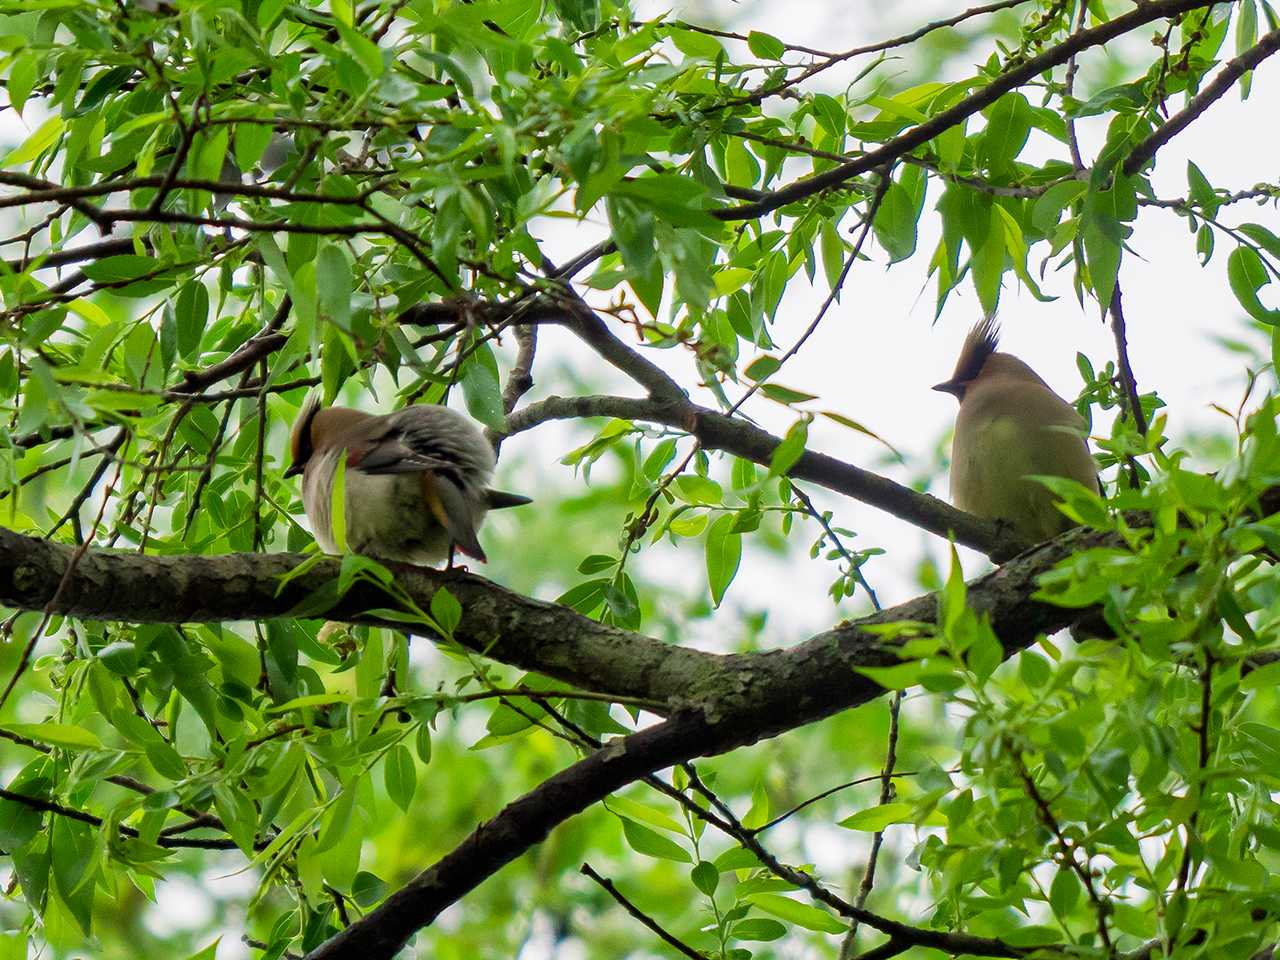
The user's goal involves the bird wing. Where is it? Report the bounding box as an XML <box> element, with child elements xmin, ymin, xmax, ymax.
<box><xmin>419</xmin><ymin>472</ymin><xmax>487</xmax><ymax>561</ymax></box>
<box><xmin>350</xmin><ymin>437</ymin><xmax>457</xmax><ymax>475</ymax></box>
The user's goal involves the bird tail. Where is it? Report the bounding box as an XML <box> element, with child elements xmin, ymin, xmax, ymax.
<box><xmin>486</xmin><ymin>490</ymin><xmax>533</xmax><ymax>510</ymax></box>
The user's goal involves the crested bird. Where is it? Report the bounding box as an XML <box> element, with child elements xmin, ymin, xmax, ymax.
<box><xmin>934</xmin><ymin>317</ymin><xmax>1099</xmax><ymax>544</ymax></box>
<box><xmin>285</xmin><ymin>397</ymin><xmax>531</xmax><ymax>566</ymax></box>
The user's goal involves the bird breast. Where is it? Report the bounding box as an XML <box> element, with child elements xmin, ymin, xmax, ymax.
<box><xmin>950</xmin><ymin>380</ymin><xmax>1096</xmax><ymax>543</ymax></box>
<box><xmin>302</xmin><ymin>449</ymin><xmax>464</xmax><ymax>565</ymax></box>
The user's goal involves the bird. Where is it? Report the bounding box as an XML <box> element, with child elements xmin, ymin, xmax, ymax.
<box><xmin>285</xmin><ymin>396</ymin><xmax>531</xmax><ymax>566</ymax></box>
<box><xmin>933</xmin><ymin>317</ymin><xmax>1099</xmax><ymax>544</ymax></box>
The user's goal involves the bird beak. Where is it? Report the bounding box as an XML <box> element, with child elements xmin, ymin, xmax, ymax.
<box><xmin>932</xmin><ymin>380</ymin><xmax>963</xmax><ymax>397</ymax></box>
<box><xmin>283</xmin><ymin>462</ymin><xmax>303</xmax><ymax>478</ymax></box>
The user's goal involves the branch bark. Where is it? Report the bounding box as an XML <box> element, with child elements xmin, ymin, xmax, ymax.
<box><xmin>0</xmin><ymin>516</ymin><xmax>1126</xmax><ymax>960</ymax></box>
<box><xmin>504</xmin><ymin>393</ymin><xmax>1025</xmax><ymax>559</ymax></box>
<box><xmin>717</xmin><ymin>0</ymin><xmax>1230</xmax><ymax>222</ymax></box>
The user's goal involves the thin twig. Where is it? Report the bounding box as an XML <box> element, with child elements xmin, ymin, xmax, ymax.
<box><xmin>581</xmin><ymin>863</ymin><xmax>710</xmax><ymax>960</ymax></box>
<box><xmin>1012</xmin><ymin>750</ymin><xmax>1113</xmax><ymax>953</ymax></box>
<box><xmin>1109</xmin><ymin>282</ymin><xmax>1149</xmax><ymax>437</ymax></box>
<box><xmin>1176</xmin><ymin>656</ymin><xmax>1214</xmax><ymax>892</ymax></box>
<box><xmin>840</xmin><ymin>691</ymin><xmax>903</xmax><ymax>960</ymax></box>
<box><xmin>1063</xmin><ymin>0</ymin><xmax>1089</xmax><ymax>171</ymax></box>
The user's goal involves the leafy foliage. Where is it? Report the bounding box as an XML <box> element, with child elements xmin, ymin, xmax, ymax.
<box><xmin>0</xmin><ymin>0</ymin><xmax>1277</xmax><ymax>959</ymax></box>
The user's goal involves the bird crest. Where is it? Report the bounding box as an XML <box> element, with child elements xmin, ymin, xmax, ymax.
<box><xmin>950</xmin><ymin>315</ymin><xmax>1000</xmax><ymax>386</ymax></box>
<box><xmin>288</xmin><ymin>392</ymin><xmax>323</xmax><ymax>471</ymax></box>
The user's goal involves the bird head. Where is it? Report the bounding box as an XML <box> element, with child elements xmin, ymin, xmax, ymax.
<box><xmin>285</xmin><ymin>395</ymin><xmax>372</xmax><ymax>477</ymax></box>
<box><xmin>933</xmin><ymin>315</ymin><xmax>1001</xmax><ymax>402</ymax></box>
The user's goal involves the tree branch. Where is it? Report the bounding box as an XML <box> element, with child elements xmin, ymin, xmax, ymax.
<box><xmin>504</xmin><ymin>393</ymin><xmax>1024</xmax><ymax>559</ymax></box>
<box><xmin>0</xmin><ymin>519</ymin><xmax>1166</xmax><ymax>959</ymax></box>
<box><xmin>581</xmin><ymin>863</ymin><xmax>710</xmax><ymax>960</ymax></box>
<box><xmin>717</xmin><ymin>0</ymin><xmax>1230</xmax><ymax>222</ymax></box>
<box><xmin>1123</xmin><ymin>26</ymin><xmax>1280</xmax><ymax>176</ymax></box>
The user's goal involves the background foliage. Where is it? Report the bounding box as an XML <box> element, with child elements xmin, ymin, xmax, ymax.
<box><xmin>1</xmin><ymin>0</ymin><xmax>1279</xmax><ymax>958</ymax></box>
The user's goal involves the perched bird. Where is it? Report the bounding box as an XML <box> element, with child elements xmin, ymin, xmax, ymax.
<box><xmin>934</xmin><ymin>317</ymin><xmax>1099</xmax><ymax>543</ymax></box>
<box><xmin>285</xmin><ymin>397</ymin><xmax>531</xmax><ymax>566</ymax></box>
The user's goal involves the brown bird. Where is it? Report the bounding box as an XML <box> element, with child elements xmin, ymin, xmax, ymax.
<box><xmin>934</xmin><ymin>317</ymin><xmax>1099</xmax><ymax>543</ymax></box>
<box><xmin>285</xmin><ymin>397</ymin><xmax>530</xmax><ymax>565</ymax></box>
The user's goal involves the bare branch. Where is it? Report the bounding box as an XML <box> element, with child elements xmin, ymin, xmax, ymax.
<box><xmin>581</xmin><ymin>863</ymin><xmax>710</xmax><ymax>960</ymax></box>
<box><xmin>504</xmin><ymin>393</ymin><xmax>1023</xmax><ymax>558</ymax></box>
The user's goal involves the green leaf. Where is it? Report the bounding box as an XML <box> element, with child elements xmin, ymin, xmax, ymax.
<box><xmin>1242</xmin><ymin>659</ymin><xmax>1280</xmax><ymax>691</ymax></box>
<box><xmin>336</xmin><ymin>21</ymin><xmax>385</xmax><ymax>80</ymax></box>
<box><xmin>0</xmin><ymin>763</ymin><xmax>50</xmax><ymax>849</ymax></box>
<box><xmin>430</xmin><ymin>588</ymin><xmax>462</xmax><ymax>636</ymax></box>
<box><xmin>607</xmin><ymin>196</ymin><xmax>657</xmax><ymax>277</ymax></box>
<box><xmin>1031</xmin><ymin>180</ymin><xmax>1086</xmax><ymax>234</ymax></box>
<box><xmin>873</xmin><ymin>179</ymin><xmax>921</xmax><ymax>263</ymax></box>
<box><xmin>1187</xmin><ymin>160</ymin><xmax>1219</xmax><ymax>218</ymax></box>
<box><xmin>691</xmin><ymin>860</ymin><xmax>719</xmax><ymax>896</ymax></box>
<box><xmin>3</xmin><ymin>114</ymin><xmax>63</xmax><ymax>167</ymax></box>
<box><xmin>608</xmin><ymin>796</ymin><xmax>685</xmax><ymax>834</ymax></box>
<box><xmin>748</xmin><ymin>894</ymin><xmax>846</xmax><ymax>934</ymax></box>
<box><xmin>384</xmin><ymin>744</ymin><xmax>417</xmax><ymax>812</ymax></box>
<box><xmin>316</xmin><ymin>244</ymin><xmax>352</xmax><ymax>331</ymax></box>
<box><xmin>182</xmin><ymin>940</ymin><xmax>222</xmax><ymax>960</ymax></box>
<box><xmin>234</xmin><ymin>122</ymin><xmax>274</xmax><ymax>171</ymax></box>
<box><xmin>673</xmin><ymin>475</ymin><xmax>722</xmax><ymax>505</ymax></box>
<box><xmin>733</xmin><ymin>918</ymin><xmax>787</xmax><ymax>941</ymax></box>
<box><xmin>577</xmin><ymin>554</ymin><xmax>617</xmax><ymax>574</ymax></box>
<box><xmin>97</xmin><ymin>640</ymin><xmax>139</xmax><ymax>675</ymax></box>
<box><xmin>213</xmin><ymin>783</ymin><xmax>258</xmax><ymax>856</ymax></box>
<box><xmin>1227</xmin><ymin>246</ymin><xmax>1280</xmax><ymax>323</ymax></box>
<box><xmin>50</xmin><ymin>818</ymin><xmax>95</xmax><ymax>933</ymax></box>
<box><xmin>839</xmin><ymin>801</ymin><xmax>913</xmax><ymax>831</ymax></box>
<box><xmin>1082</xmin><ymin>193</ymin><xmax>1122</xmax><ymax>307</ymax></box>
<box><xmin>352</xmin><ymin>870</ymin><xmax>388</xmax><ymax>908</ymax></box>
<box><xmin>853</xmin><ymin>661</ymin><xmax>924</xmax><ymax>690</ymax></box>
<box><xmin>978</xmin><ymin>92</ymin><xmax>1032</xmax><ymax>173</ymax></box>
<box><xmin>619</xmin><ymin>817</ymin><xmax>692</xmax><ymax>862</ymax></box>
<box><xmin>81</xmin><ymin>255</ymin><xmax>160</xmax><ymax>284</ymax></box>
<box><xmin>769</xmin><ymin>419</ymin><xmax>808</xmax><ymax>477</ymax></box>
<box><xmin>1050</xmin><ymin>865</ymin><xmax>1082</xmax><ymax>914</ymax></box>
<box><xmin>761</xmin><ymin>384</ymin><xmax>818</xmax><ymax>405</ymax></box>
<box><xmin>971</xmin><ymin>206</ymin><xmax>1006</xmax><ymax>314</ymax></box>
<box><xmin>8</xmin><ymin>51</ymin><xmax>39</xmax><ymax>116</ymax></box>
<box><xmin>1239</xmin><ymin>223</ymin><xmax>1280</xmax><ymax>261</ymax></box>
<box><xmin>670</xmin><ymin>27</ymin><xmax>723</xmax><ymax>60</ymax></box>
<box><xmin>706</xmin><ymin>513</ymin><xmax>742</xmax><ymax>608</ymax></box>
<box><xmin>461</xmin><ymin>343</ymin><xmax>505</xmax><ymax>431</ymax></box>
<box><xmin>174</xmin><ymin>282</ymin><xmax>209</xmax><ymax>360</ymax></box>
<box><xmin>315</xmin><ymin>785</ymin><xmax>356</xmax><ymax>854</ymax></box>
<box><xmin>744</xmin><ymin>355</ymin><xmax>781</xmax><ymax>381</ymax></box>
<box><xmin>2</xmin><ymin>723</ymin><xmax>102</xmax><ymax>751</ymax></box>
<box><xmin>192</xmin><ymin>126</ymin><xmax>229</xmax><ymax>183</ymax></box>
<box><xmin>747</xmin><ymin>31</ymin><xmax>785</xmax><ymax>60</ymax></box>
<box><xmin>329</xmin><ymin>452</ymin><xmax>347</xmax><ymax>552</ymax></box>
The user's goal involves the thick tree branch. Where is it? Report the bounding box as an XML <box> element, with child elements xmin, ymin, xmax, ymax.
<box><xmin>0</xmin><ymin>520</ymin><xmax>1111</xmax><ymax>736</ymax></box>
<box><xmin>0</xmin><ymin>519</ymin><xmax>1166</xmax><ymax>959</ymax></box>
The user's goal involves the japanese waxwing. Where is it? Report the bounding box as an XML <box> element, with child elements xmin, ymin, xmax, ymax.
<box><xmin>285</xmin><ymin>397</ymin><xmax>531</xmax><ymax>566</ymax></box>
<box><xmin>933</xmin><ymin>317</ymin><xmax>1099</xmax><ymax>544</ymax></box>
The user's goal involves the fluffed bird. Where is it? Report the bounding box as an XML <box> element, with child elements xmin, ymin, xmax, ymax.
<box><xmin>285</xmin><ymin>397</ymin><xmax>531</xmax><ymax>566</ymax></box>
<box><xmin>934</xmin><ymin>317</ymin><xmax>1099</xmax><ymax>544</ymax></box>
